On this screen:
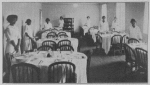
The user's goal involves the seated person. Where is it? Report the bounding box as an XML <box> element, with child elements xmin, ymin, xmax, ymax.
<box><xmin>99</xmin><ymin>16</ymin><xmax>109</xmax><ymax>32</ymax></box>
<box><xmin>59</xmin><ymin>16</ymin><xmax>64</xmax><ymax>29</ymax></box>
<box><xmin>111</xmin><ymin>17</ymin><xmax>119</xmax><ymax>32</ymax></box>
<box><xmin>43</xmin><ymin>18</ymin><xmax>53</xmax><ymax>30</ymax></box>
<box><xmin>129</xmin><ymin>18</ymin><xmax>142</xmax><ymax>41</ymax></box>
<box><xmin>82</xmin><ymin>16</ymin><xmax>91</xmax><ymax>35</ymax></box>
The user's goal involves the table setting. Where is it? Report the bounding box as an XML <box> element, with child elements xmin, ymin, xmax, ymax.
<box><xmin>10</xmin><ymin>50</ymin><xmax>87</xmax><ymax>83</ymax></box>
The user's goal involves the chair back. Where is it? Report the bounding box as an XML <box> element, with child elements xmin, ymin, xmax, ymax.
<box><xmin>128</xmin><ymin>38</ymin><xmax>139</xmax><ymax>44</ymax></box>
<box><xmin>124</xmin><ymin>44</ymin><xmax>136</xmax><ymax>62</ymax></box>
<box><xmin>58</xmin><ymin>40</ymin><xmax>71</xmax><ymax>47</ymax></box>
<box><xmin>47</xmin><ymin>32</ymin><xmax>57</xmax><ymax>36</ymax></box>
<box><xmin>135</xmin><ymin>48</ymin><xmax>148</xmax><ymax>70</ymax></box>
<box><xmin>122</xmin><ymin>35</ymin><xmax>128</xmax><ymax>44</ymax></box>
<box><xmin>51</xmin><ymin>29</ymin><xmax>58</xmax><ymax>32</ymax></box>
<box><xmin>111</xmin><ymin>35</ymin><xmax>122</xmax><ymax>45</ymax></box>
<box><xmin>95</xmin><ymin>34</ymin><xmax>102</xmax><ymax>44</ymax></box>
<box><xmin>37</xmin><ymin>45</ymin><xmax>53</xmax><ymax>51</ymax></box>
<box><xmin>58</xmin><ymin>32</ymin><xmax>67</xmax><ymax>36</ymax></box>
<box><xmin>58</xmin><ymin>45</ymin><xmax>74</xmax><ymax>51</ymax></box>
<box><xmin>11</xmin><ymin>63</ymin><xmax>40</xmax><ymax>83</ymax></box>
<box><xmin>58</xmin><ymin>34</ymin><xmax>68</xmax><ymax>38</ymax></box>
<box><xmin>42</xmin><ymin>40</ymin><xmax>57</xmax><ymax>50</ymax></box>
<box><xmin>47</xmin><ymin>34</ymin><xmax>56</xmax><ymax>39</ymax></box>
<box><xmin>48</xmin><ymin>62</ymin><xmax>76</xmax><ymax>83</ymax></box>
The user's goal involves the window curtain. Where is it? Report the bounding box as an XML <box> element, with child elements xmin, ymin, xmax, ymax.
<box><xmin>143</xmin><ymin>2</ymin><xmax>149</xmax><ymax>34</ymax></box>
<box><xmin>116</xmin><ymin>3</ymin><xmax>125</xmax><ymax>31</ymax></box>
<box><xmin>101</xmin><ymin>4</ymin><xmax>107</xmax><ymax>20</ymax></box>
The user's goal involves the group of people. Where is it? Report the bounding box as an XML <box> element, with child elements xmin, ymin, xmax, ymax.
<box><xmin>82</xmin><ymin>16</ymin><xmax>142</xmax><ymax>41</ymax></box>
<box><xmin>4</xmin><ymin>15</ymin><xmax>65</xmax><ymax>55</ymax></box>
<box><xmin>43</xmin><ymin>16</ymin><xmax>64</xmax><ymax>30</ymax></box>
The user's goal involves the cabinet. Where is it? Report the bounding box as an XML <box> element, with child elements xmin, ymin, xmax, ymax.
<box><xmin>63</xmin><ymin>18</ymin><xmax>74</xmax><ymax>36</ymax></box>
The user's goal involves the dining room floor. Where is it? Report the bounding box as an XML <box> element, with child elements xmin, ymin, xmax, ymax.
<box><xmin>78</xmin><ymin>36</ymin><xmax>147</xmax><ymax>83</ymax></box>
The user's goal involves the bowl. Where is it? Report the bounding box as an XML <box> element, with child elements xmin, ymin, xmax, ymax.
<box><xmin>15</xmin><ymin>56</ymin><xmax>27</xmax><ymax>62</ymax></box>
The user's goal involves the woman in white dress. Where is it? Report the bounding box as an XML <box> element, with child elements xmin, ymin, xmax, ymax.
<box><xmin>59</xmin><ymin>16</ymin><xmax>64</xmax><ymax>28</ymax></box>
<box><xmin>5</xmin><ymin>15</ymin><xmax>21</xmax><ymax>55</ymax></box>
<box><xmin>23</xmin><ymin>19</ymin><xmax>35</xmax><ymax>53</ymax></box>
<box><xmin>111</xmin><ymin>17</ymin><xmax>119</xmax><ymax>31</ymax></box>
<box><xmin>83</xmin><ymin>16</ymin><xmax>91</xmax><ymax>35</ymax></box>
<box><xmin>99</xmin><ymin>16</ymin><xmax>109</xmax><ymax>32</ymax></box>
<box><xmin>44</xmin><ymin>18</ymin><xmax>53</xmax><ymax>30</ymax></box>
<box><xmin>129</xmin><ymin>19</ymin><xmax>142</xmax><ymax>41</ymax></box>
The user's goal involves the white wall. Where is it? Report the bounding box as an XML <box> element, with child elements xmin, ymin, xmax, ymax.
<box><xmin>42</xmin><ymin>3</ymin><xmax>100</xmax><ymax>32</ymax></box>
<box><xmin>125</xmin><ymin>2</ymin><xmax>147</xmax><ymax>42</ymax></box>
<box><xmin>2</xmin><ymin>2</ymin><xmax>42</xmax><ymax>54</ymax></box>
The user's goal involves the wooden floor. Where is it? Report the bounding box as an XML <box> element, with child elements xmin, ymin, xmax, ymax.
<box><xmin>79</xmin><ymin>36</ymin><xmax>147</xmax><ymax>83</ymax></box>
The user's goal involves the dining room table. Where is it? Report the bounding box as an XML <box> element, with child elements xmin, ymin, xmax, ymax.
<box><xmin>36</xmin><ymin>37</ymin><xmax>78</xmax><ymax>52</ymax></box>
<box><xmin>96</xmin><ymin>31</ymin><xmax>127</xmax><ymax>54</ymax></box>
<box><xmin>128</xmin><ymin>42</ymin><xmax>148</xmax><ymax>51</ymax></box>
<box><xmin>9</xmin><ymin>51</ymin><xmax>88</xmax><ymax>83</ymax></box>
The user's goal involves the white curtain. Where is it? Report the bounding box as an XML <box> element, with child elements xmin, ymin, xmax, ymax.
<box><xmin>116</xmin><ymin>3</ymin><xmax>125</xmax><ymax>31</ymax></box>
<box><xmin>101</xmin><ymin>4</ymin><xmax>107</xmax><ymax>20</ymax></box>
<box><xmin>143</xmin><ymin>2</ymin><xmax>148</xmax><ymax>34</ymax></box>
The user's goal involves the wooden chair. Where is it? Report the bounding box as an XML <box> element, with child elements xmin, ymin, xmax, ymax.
<box><xmin>95</xmin><ymin>34</ymin><xmax>102</xmax><ymax>49</ymax></box>
<box><xmin>4</xmin><ymin>53</ymin><xmax>13</xmax><ymax>82</ymax></box>
<box><xmin>48</xmin><ymin>62</ymin><xmax>76</xmax><ymax>83</ymax></box>
<box><xmin>57</xmin><ymin>40</ymin><xmax>71</xmax><ymax>47</ymax></box>
<box><xmin>47</xmin><ymin>34</ymin><xmax>56</xmax><ymax>39</ymax></box>
<box><xmin>58</xmin><ymin>45</ymin><xmax>74</xmax><ymax>51</ymax></box>
<box><xmin>47</xmin><ymin>32</ymin><xmax>57</xmax><ymax>37</ymax></box>
<box><xmin>124</xmin><ymin>44</ymin><xmax>137</xmax><ymax>74</ymax></box>
<box><xmin>128</xmin><ymin>38</ymin><xmax>139</xmax><ymax>44</ymax></box>
<box><xmin>122</xmin><ymin>35</ymin><xmax>128</xmax><ymax>54</ymax></box>
<box><xmin>11</xmin><ymin>63</ymin><xmax>40</xmax><ymax>83</ymax></box>
<box><xmin>42</xmin><ymin>40</ymin><xmax>57</xmax><ymax>50</ymax></box>
<box><xmin>51</xmin><ymin>29</ymin><xmax>58</xmax><ymax>32</ymax></box>
<box><xmin>37</xmin><ymin>45</ymin><xmax>54</xmax><ymax>51</ymax></box>
<box><xmin>111</xmin><ymin>35</ymin><xmax>122</xmax><ymax>55</ymax></box>
<box><xmin>58</xmin><ymin>32</ymin><xmax>67</xmax><ymax>36</ymax></box>
<box><xmin>135</xmin><ymin>48</ymin><xmax>148</xmax><ymax>75</ymax></box>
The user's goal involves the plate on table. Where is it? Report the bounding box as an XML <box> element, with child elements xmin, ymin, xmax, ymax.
<box><xmin>15</xmin><ymin>56</ymin><xmax>28</xmax><ymax>62</ymax></box>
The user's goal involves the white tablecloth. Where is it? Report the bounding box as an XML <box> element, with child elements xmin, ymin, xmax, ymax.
<box><xmin>128</xmin><ymin>43</ymin><xmax>148</xmax><ymax>51</ymax></box>
<box><xmin>89</xmin><ymin>28</ymin><xmax>99</xmax><ymax>42</ymax></box>
<box><xmin>10</xmin><ymin>51</ymin><xmax>87</xmax><ymax>83</ymax></box>
<box><xmin>98</xmin><ymin>32</ymin><xmax>127</xmax><ymax>54</ymax></box>
<box><xmin>41</xmin><ymin>31</ymin><xmax>71</xmax><ymax>39</ymax></box>
<box><xmin>36</xmin><ymin>38</ymin><xmax>78</xmax><ymax>52</ymax></box>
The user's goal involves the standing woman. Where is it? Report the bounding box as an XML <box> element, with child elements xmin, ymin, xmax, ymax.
<box><xmin>59</xmin><ymin>16</ymin><xmax>64</xmax><ymax>28</ymax></box>
<box><xmin>23</xmin><ymin>19</ymin><xmax>35</xmax><ymax>53</ymax></box>
<box><xmin>5</xmin><ymin>15</ymin><xmax>21</xmax><ymax>55</ymax></box>
<box><xmin>44</xmin><ymin>18</ymin><xmax>53</xmax><ymax>30</ymax></box>
<box><xmin>111</xmin><ymin>17</ymin><xmax>119</xmax><ymax>31</ymax></box>
<box><xmin>99</xmin><ymin>16</ymin><xmax>109</xmax><ymax>32</ymax></box>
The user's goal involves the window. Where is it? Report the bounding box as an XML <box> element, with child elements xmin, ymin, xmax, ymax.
<box><xmin>116</xmin><ymin>3</ymin><xmax>125</xmax><ymax>31</ymax></box>
<box><xmin>143</xmin><ymin>2</ymin><xmax>148</xmax><ymax>34</ymax></box>
<box><xmin>101</xmin><ymin>4</ymin><xmax>107</xmax><ymax>20</ymax></box>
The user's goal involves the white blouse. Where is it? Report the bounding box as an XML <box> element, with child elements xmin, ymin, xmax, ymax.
<box><xmin>111</xmin><ymin>20</ymin><xmax>119</xmax><ymax>31</ymax></box>
<box><xmin>100</xmin><ymin>21</ymin><xmax>109</xmax><ymax>32</ymax></box>
<box><xmin>5</xmin><ymin>25</ymin><xmax>21</xmax><ymax>54</ymax></box>
<box><xmin>44</xmin><ymin>22</ymin><xmax>53</xmax><ymax>29</ymax></box>
<box><xmin>59</xmin><ymin>19</ymin><xmax>64</xmax><ymax>28</ymax></box>
<box><xmin>85</xmin><ymin>19</ymin><xmax>91</xmax><ymax>28</ymax></box>
<box><xmin>24</xmin><ymin>25</ymin><xmax>33</xmax><ymax>40</ymax></box>
<box><xmin>129</xmin><ymin>25</ymin><xmax>142</xmax><ymax>40</ymax></box>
